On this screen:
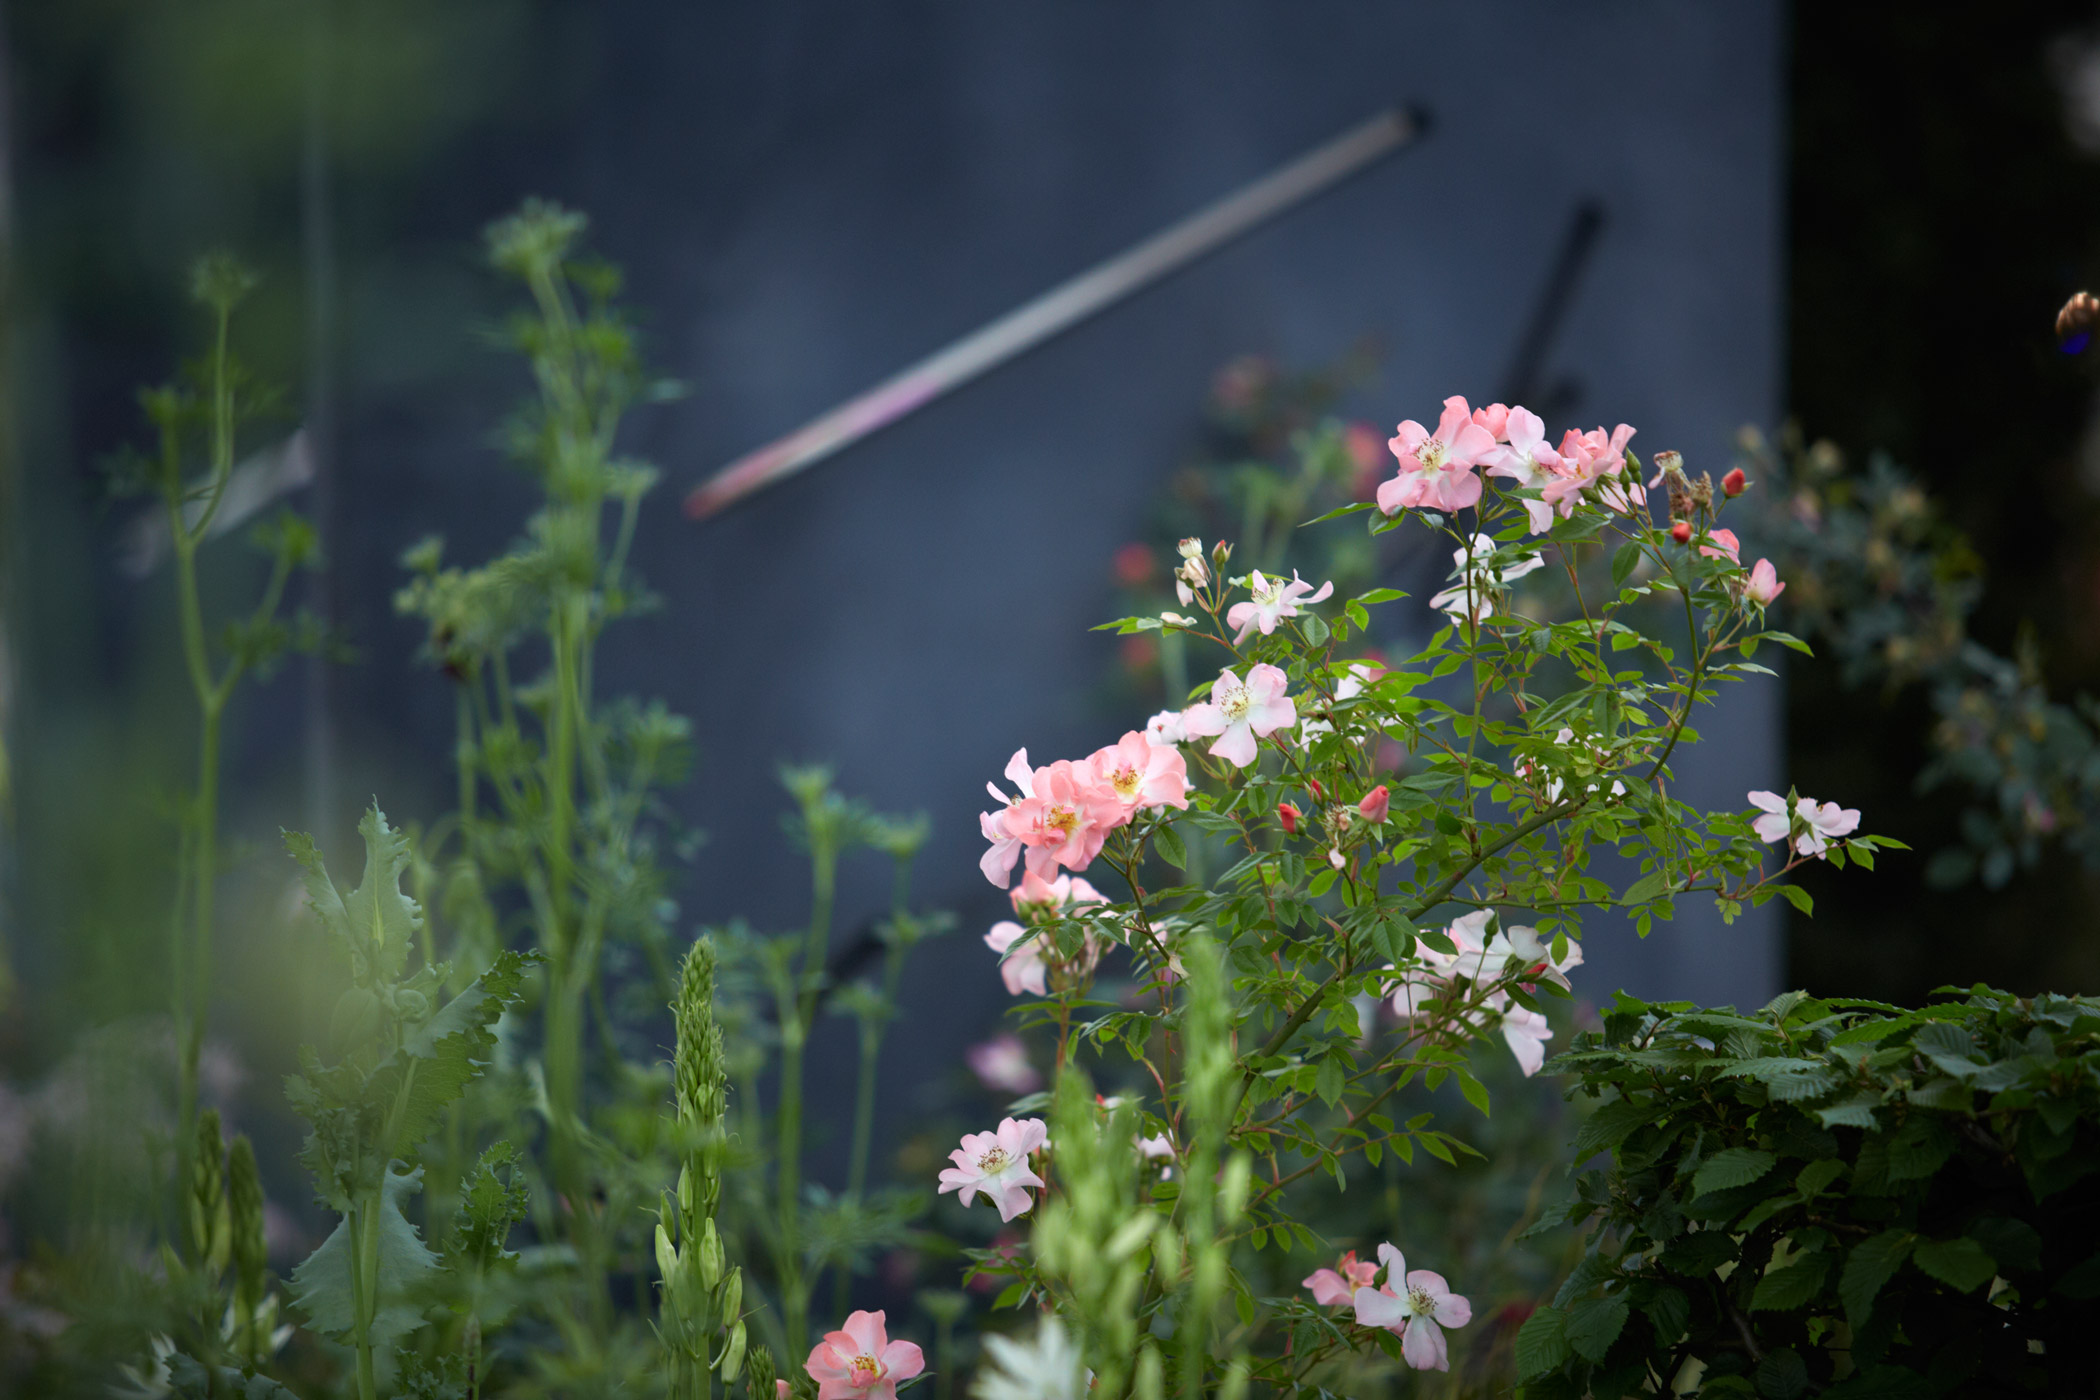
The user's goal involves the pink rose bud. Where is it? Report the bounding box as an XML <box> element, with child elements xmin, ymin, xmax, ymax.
<box><xmin>1277</xmin><ymin>801</ymin><xmax>1300</xmax><ymax>834</ymax></box>
<box><xmin>1670</xmin><ymin>521</ymin><xmax>1692</xmax><ymax>544</ymax></box>
<box><xmin>1309</xmin><ymin>778</ymin><xmax>1325</xmax><ymax>801</ymax></box>
<box><xmin>1722</xmin><ymin>467</ymin><xmax>1747</xmax><ymax>497</ymax></box>
<box><xmin>1357</xmin><ymin>785</ymin><xmax>1389</xmax><ymax>823</ymax></box>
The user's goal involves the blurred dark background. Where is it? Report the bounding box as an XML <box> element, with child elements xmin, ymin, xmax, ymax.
<box><xmin>3</xmin><ymin>0</ymin><xmax>2097</xmax><ymax>1184</ymax></box>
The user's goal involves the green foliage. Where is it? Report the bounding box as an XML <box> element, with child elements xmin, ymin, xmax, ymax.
<box><xmin>1523</xmin><ymin>987</ymin><xmax>2100</xmax><ymax>1397</ymax></box>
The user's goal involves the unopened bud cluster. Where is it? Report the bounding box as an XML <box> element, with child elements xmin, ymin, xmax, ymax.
<box><xmin>658</xmin><ymin>938</ymin><xmax>747</xmax><ymax>1397</ymax></box>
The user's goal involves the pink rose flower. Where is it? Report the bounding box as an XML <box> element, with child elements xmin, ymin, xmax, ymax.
<box><xmin>1351</xmin><ymin>1243</ymin><xmax>1473</xmax><ymax>1372</ymax></box>
<box><xmin>805</xmin><ymin>1310</ymin><xmax>925</xmax><ymax>1400</ymax></box>
<box><xmin>983</xmin><ymin>872</ymin><xmax>1105</xmax><ymax>996</ymax></box>
<box><xmin>978</xmin><ymin>748</ymin><xmax>1039</xmax><ymax>886</ymax></box>
<box><xmin>1357</xmin><ymin>785</ymin><xmax>1390</xmax><ymax>824</ymax></box>
<box><xmin>1748</xmin><ymin>790</ymin><xmax>1859</xmax><ymax>858</ymax></box>
<box><xmin>1226</xmin><ymin>569</ymin><xmax>1335</xmax><ymax>644</ymax></box>
<box><xmin>1698</xmin><ymin>527</ymin><xmax>1741</xmax><ymax>563</ymax></box>
<box><xmin>1379</xmin><ymin>396</ymin><xmax>1498</xmax><ymax>515</ymax></box>
<box><xmin>1484</xmin><ymin>406</ymin><xmax>1577</xmax><ymax>533</ymax></box>
<box><xmin>1182</xmin><ymin>664</ymin><xmax>1295</xmax><ymax>768</ymax></box>
<box><xmin>1745</xmin><ymin>557</ymin><xmax>1785</xmax><ymax>606</ymax></box>
<box><xmin>965</xmin><ymin>1034</ymin><xmax>1041</xmax><ymax>1094</ymax></box>
<box><xmin>1303</xmin><ymin>1249</ymin><xmax>1380</xmax><ymax>1308</ymax></box>
<box><xmin>937</xmin><ymin>1117</ymin><xmax>1049</xmax><ymax>1222</ymax></box>
<box><xmin>1087</xmin><ymin>731</ymin><xmax>1192</xmax><ymax>820</ymax></box>
<box><xmin>1000</xmin><ymin>759</ymin><xmax>1120</xmax><ymax>881</ymax></box>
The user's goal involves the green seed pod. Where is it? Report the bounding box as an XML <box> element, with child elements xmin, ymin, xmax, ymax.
<box><xmin>654</xmin><ymin>1221</ymin><xmax>679</xmax><ymax>1287</ymax></box>
<box><xmin>696</xmin><ymin>1217</ymin><xmax>723</xmax><ymax>1290</ymax></box>
<box><xmin>716</xmin><ymin>1265</ymin><xmax>742</xmax><ymax>1323</ymax></box>
<box><xmin>718</xmin><ymin>1319</ymin><xmax>747</xmax><ymax>1385</ymax></box>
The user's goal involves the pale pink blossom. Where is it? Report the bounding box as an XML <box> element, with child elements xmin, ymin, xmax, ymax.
<box><xmin>978</xmin><ymin>749</ymin><xmax>1040</xmax><ymax>885</ymax></box>
<box><xmin>1145</xmin><ymin>709</ymin><xmax>1188</xmax><ymax>745</ymax></box>
<box><xmin>1136</xmin><ymin>1133</ymin><xmax>1176</xmax><ymax>1163</ymax></box>
<box><xmin>965</xmin><ymin>1034</ymin><xmax>1041</xmax><ymax>1094</ymax></box>
<box><xmin>1225</xmin><ymin>570</ymin><xmax>1334</xmax><ymax>643</ymax></box>
<box><xmin>1087</xmin><ymin>731</ymin><xmax>1192</xmax><ymax>819</ymax></box>
<box><xmin>1487</xmin><ymin>993</ymin><xmax>1554</xmax><ymax>1077</ymax></box>
<box><xmin>1558</xmin><ymin>423</ymin><xmax>1643</xmax><ymax>514</ymax></box>
<box><xmin>937</xmin><ymin>1117</ymin><xmax>1049</xmax><ymax>1222</ymax></box>
<box><xmin>805</xmin><ymin>1310</ymin><xmax>925</xmax><ymax>1400</ymax></box>
<box><xmin>1745</xmin><ymin>557</ymin><xmax>1786</xmax><ymax>606</ymax></box>
<box><xmin>1379</xmin><ymin>396</ymin><xmax>1498</xmax><ymax>515</ymax></box>
<box><xmin>1484</xmin><ymin>923</ymin><xmax>1583</xmax><ymax>992</ymax></box>
<box><xmin>983</xmin><ymin>872</ymin><xmax>1105</xmax><ymax>996</ymax></box>
<box><xmin>1470</xmin><ymin>401</ymin><xmax>1513</xmax><ymax>442</ymax></box>
<box><xmin>1484</xmin><ymin>406</ymin><xmax>1577</xmax><ymax>533</ymax></box>
<box><xmin>1748</xmin><ymin>790</ymin><xmax>1860</xmax><ymax>857</ymax></box>
<box><xmin>777</xmin><ymin>1383</ymin><xmax>792</xmax><ymax>1400</ymax></box>
<box><xmin>1299</xmin><ymin>660</ymin><xmax>1383</xmax><ymax>741</ymax></box>
<box><xmin>1182</xmin><ymin>664</ymin><xmax>1295</xmax><ymax>768</ymax></box>
<box><xmin>1303</xmin><ymin>1249</ymin><xmax>1380</xmax><ymax>1308</ymax></box>
<box><xmin>1698</xmin><ymin>527</ymin><xmax>1741</xmax><ymax>563</ymax></box>
<box><xmin>1000</xmin><ymin>759</ymin><xmax>1120</xmax><ymax>881</ymax></box>
<box><xmin>1429</xmin><ymin>534</ymin><xmax>1543</xmax><ymax>625</ymax></box>
<box><xmin>1351</xmin><ymin>1243</ymin><xmax>1473</xmax><ymax>1372</ymax></box>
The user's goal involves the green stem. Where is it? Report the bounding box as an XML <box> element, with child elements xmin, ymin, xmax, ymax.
<box><xmin>348</xmin><ymin>1194</ymin><xmax>380</xmax><ymax>1400</ymax></box>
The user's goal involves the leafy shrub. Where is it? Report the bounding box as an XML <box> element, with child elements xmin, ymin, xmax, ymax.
<box><xmin>1519</xmin><ymin>987</ymin><xmax>2100</xmax><ymax>1398</ymax></box>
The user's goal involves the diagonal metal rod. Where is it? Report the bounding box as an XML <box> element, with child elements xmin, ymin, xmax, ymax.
<box><xmin>685</xmin><ymin>104</ymin><xmax>1430</xmax><ymax>520</ymax></box>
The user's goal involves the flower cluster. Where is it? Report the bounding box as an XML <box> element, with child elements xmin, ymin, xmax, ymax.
<box><xmin>1303</xmin><ymin>1243</ymin><xmax>1473</xmax><ymax>1372</ymax></box>
<box><xmin>1384</xmin><ymin>911</ymin><xmax>1582</xmax><ymax>1076</ymax></box>
<box><xmin>1380</xmin><ymin>396</ymin><xmax>1642</xmax><ymax>527</ymax></box>
<box><xmin>979</xmin><ymin>734</ymin><xmax>1190</xmax><ymax>887</ymax></box>
<box><xmin>983</xmin><ymin>871</ymin><xmax>1107</xmax><ymax>997</ymax></box>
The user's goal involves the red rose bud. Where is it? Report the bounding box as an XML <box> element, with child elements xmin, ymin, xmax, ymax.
<box><xmin>1721</xmin><ymin>467</ymin><xmax>1747</xmax><ymax>498</ymax></box>
<box><xmin>1277</xmin><ymin>801</ymin><xmax>1301</xmax><ymax>834</ymax></box>
<box><xmin>1357</xmin><ymin>785</ymin><xmax>1389</xmax><ymax>824</ymax></box>
<box><xmin>1308</xmin><ymin>778</ymin><xmax>1325</xmax><ymax>801</ymax></box>
<box><xmin>1669</xmin><ymin>521</ymin><xmax>1692</xmax><ymax>544</ymax></box>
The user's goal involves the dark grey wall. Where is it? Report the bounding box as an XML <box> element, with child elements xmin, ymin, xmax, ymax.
<box><xmin>335</xmin><ymin>3</ymin><xmax>1785</xmax><ymax>1130</ymax></box>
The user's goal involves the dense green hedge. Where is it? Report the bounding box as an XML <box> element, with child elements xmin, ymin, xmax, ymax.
<box><xmin>1517</xmin><ymin>988</ymin><xmax>2100</xmax><ymax>1398</ymax></box>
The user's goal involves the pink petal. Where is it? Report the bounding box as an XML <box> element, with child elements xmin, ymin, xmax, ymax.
<box><xmin>1208</xmin><ymin>724</ymin><xmax>1257</xmax><ymax>768</ymax></box>
<box><xmin>1180</xmin><ymin>702</ymin><xmax>1226</xmax><ymax>739</ymax></box>
<box><xmin>881</xmin><ymin>1340</ymin><xmax>926</xmax><ymax>1381</ymax></box>
<box><xmin>1353</xmin><ymin>1285</ymin><xmax>1407</xmax><ymax>1330</ymax></box>
<box><xmin>1746</xmin><ymin>790</ymin><xmax>1789</xmax><ymax>815</ymax></box>
<box><xmin>1401</xmin><ymin>1316</ymin><xmax>1449</xmax><ymax>1371</ymax></box>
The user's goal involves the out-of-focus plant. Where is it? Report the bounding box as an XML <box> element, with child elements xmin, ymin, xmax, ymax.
<box><xmin>281</xmin><ymin>805</ymin><xmax>534</xmax><ymax>1400</ymax></box>
<box><xmin>1523</xmin><ymin>986</ymin><xmax>2100</xmax><ymax>1399</ymax></box>
<box><xmin>1732</xmin><ymin>424</ymin><xmax>2100</xmax><ymax>887</ymax></box>
<box><xmin>943</xmin><ymin>393</ymin><xmax>1888</xmax><ymax>1393</ymax></box>
<box><xmin>101</xmin><ymin>252</ymin><xmax>327</xmax><ymax>1228</ymax></box>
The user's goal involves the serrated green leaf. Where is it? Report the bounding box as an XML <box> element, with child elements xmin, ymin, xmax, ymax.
<box><xmin>1315</xmin><ymin>1054</ymin><xmax>1345</xmax><ymax>1108</ymax></box>
<box><xmin>1565</xmin><ymin>1294</ymin><xmax>1628</xmax><ymax>1363</ymax></box>
<box><xmin>1839</xmin><ymin>1229</ymin><xmax>1912</xmax><ymax>1327</ymax></box>
<box><xmin>1756</xmin><ymin>1348</ymin><xmax>1810</xmax><ymax>1400</ymax></box>
<box><xmin>291</xmin><ymin>1162</ymin><xmax>440</xmax><ymax>1350</ymax></box>
<box><xmin>1572</xmin><ymin>1097</ymin><xmax>1656</xmax><ymax>1162</ymax></box>
<box><xmin>286</xmin><ymin>805</ymin><xmax>422</xmax><ymax>985</ymax></box>
<box><xmin>1611</xmin><ymin>542</ymin><xmax>1641</xmax><ymax>586</ymax></box>
<box><xmin>1692</xmin><ymin>1147</ymin><xmax>1776</xmax><ymax>1195</ymax></box>
<box><xmin>1642</xmin><ymin>1285</ymin><xmax>1690</xmax><ymax>1344</ymax></box>
<box><xmin>1816</xmin><ymin>1092</ymin><xmax>1882</xmax><ymax>1130</ymax></box>
<box><xmin>1750</xmin><ymin>1253</ymin><xmax>1830</xmax><ymax>1311</ymax></box>
<box><xmin>1909</xmin><ymin>1022</ymin><xmax>1978</xmax><ymax>1077</ymax></box>
<box><xmin>1912</xmin><ymin>1237</ymin><xmax>1995</xmax><ymax>1293</ymax></box>
<box><xmin>1513</xmin><ymin>1305</ymin><xmax>1571</xmax><ymax>1379</ymax></box>
<box><xmin>374</xmin><ymin>948</ymin><xmax>537</xmax><ymax>1160</ymax></box>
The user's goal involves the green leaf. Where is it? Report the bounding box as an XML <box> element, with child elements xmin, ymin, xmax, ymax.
<box><xmin>291</xmin><ymin>1162</ymin><xmax>440</xmax><ymax>1351</ymax></box>
<box><xmin>1909</xmin><ymin>1022</ymin><xmax>1979</xmax><ymax>1077</ymax></box>
<box><xmin>1642</xmin><ymin>1285</ymin><xmax>1690</xmax><ymax>1344</ymax></box>
<box><xmin>1750</xmin><ymin>1253</ymin><xmax>1830</xmax><ymax>1311</ymax></box>
<box><xmin>1513</xmin><ymin>1305</ymin><xmax>1571</xmax><ymax>1379</ymax></box>
<box><xmin>1355</xmin><ymin>587</ymin><xmax>1407</xmax><ymax>606</ymax></box>
<box><xmin>1912</xmin><ymin>1237</ymin><xmax>1995</xmax><ymax>1293</ymax></box>
<box><xmin>1692</xmin><ymin>1147</ymin><xmax>1776</xmax><ymax>1196</ymax></box>
<box><xmin>286</xmin><ymin>805</ymin><xmax>423</xmax><ymax>985</ymax></box>
<box><xmin>1756</xmin><ymin>1348</ymin><xmax>1810</xmax><ymax>1400</ymax></box>
<box><xmin>1816</xmin><ymin>1092</ymin><xmax>1881</xmax><ymax>1130</ymax></box>
<box><xmin>1619</xmin><ymin>868</ymin><xmax>1672</xmax><ymax>905</ymax></box>
<box><xmin>1565</xmin><ymin>1294</ymin><xmax>1628</xmax><ymax>1364</ymax></box>
<box><xmin>1152</xmin><ymin>823</ymin><xmax>1188</xmax><ymax>871</ymax></box>
<box><xmin>1314</xmin><ymin>1054</ymin><xmax>1345</xmax><ymax>1108</ymax></box>
<box><xmin>1302</xmin><ymin>613</ymin><xmax>1330</xmax><ymax>647</ymax></box>
<box><xmin>1839</xmin><ymin>1229</ymin><xmax>1913</xmax><ymax>1328</ymax></box>
<box><xmin>1611</xmin><ymin>542</ymin><xmax>1641</xmax><ymax>586</ymax></box>
<box><xmin>1572</xmin><ymin>1097</ymin><xmax>1656</xmax><ymax>1162</ymax></box>
<box><xmin>373</xmin><ymin>948</ymin><xmax>537</xmax><ymax>1160</ymax></box>
<box><xmin>1457</xmin><ymin>1069</ymin><xmax>1490</xmax><ymax>1117</ymax></box>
